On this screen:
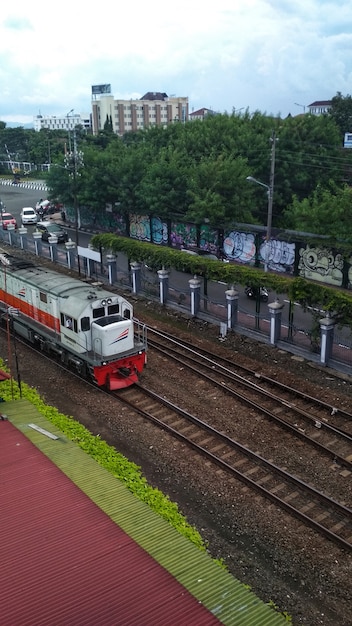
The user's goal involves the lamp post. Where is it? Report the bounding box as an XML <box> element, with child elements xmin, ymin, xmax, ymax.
<box><xmin>246</xmin><ymin>176</ymin><xmax>273</xmax><ymax>272</ymax></box>
<box><xmin>294</xmin><ymin>102</ymin><xmax>306</xmax><ymax>114</ymax></box>
<box><xmin>246</xmin><ymin>131</ymin><xmax>277</xmax><ymax>272</ymax></box>
<box><xmin>65</xmin><ymin>110</ymin><xmax>84</xmax><ymax>275</ymax></box>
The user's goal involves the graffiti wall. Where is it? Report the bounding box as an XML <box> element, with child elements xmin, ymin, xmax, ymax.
<box><xmin>111</xmin><ymin>212</ymin><xmax>127</xmax><ymax>236</ymax></box>
<box><xmin>260</xmin><ymin>238</ymin><xmax>295</xmax><ymax>273</ymax></box>
<box><xmin>298</xmin><ymin>244</ymin><xmax>344</xmax><ymax>287</ymax></box>
<box><xmin>199</xmin><ymin>224</ymin><xmax>220</xmax><ymax>254</ymax></box>
<box><xmin>223</xmin><ymin>230</ymin><xmax>257</xmax><ymax>264</ymax></box>
<box><xmin>129</xmin><ymin>214</ymin><xmax>151</xmax><ymax>242</ymax></box>
<box><xmin>96</xmin><ymin>208</ymin><xmax>352</xmax><ymax>289</ymax></box>
<box><xmin>151</xmin><ymin>217</ymin><xmax>168</xmax><ymax>245</ymax></box>
<box><xmin>170</xmin><ymin>222</ymin><xmax>198</xmax><ymax>248</ymax></box>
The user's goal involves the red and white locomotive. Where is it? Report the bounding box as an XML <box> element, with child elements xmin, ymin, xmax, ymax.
<box><xmin>0</xmin><ymin>251</ymin><xmax>147</xmax><ymax>389</ymax></box>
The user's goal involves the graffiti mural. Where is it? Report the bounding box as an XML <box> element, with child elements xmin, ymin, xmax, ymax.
<box><xmin>199</xmin><ymin>224</ymin><xmax>220</xmax><ymax>254</ymax></box>
<box><xmin>129</xmin><ymin>214</ymin><xmax>151</xmax><ymax>241</ymax></box>
<box><xmin>170</xmin><ymin>222</ymin><xmax>197</xmax><ymax>249</ymax></box>
<box><xmin>111</xmin><ymin>213</ymin><xmax>127</xmax><ymax>236</ymax></box>
<box><xmin>298</xmin><ymin>244</ymin><xmax>343</xmax><ymax>286</ymax></box>
<box><xmin>223</xmin><ymin>231</ymin><xmax>256</xmax><ymax>264</ymax></box>
<box><xmin>348</xmin><ymin>258</ymin><xmax>352</xmax><ymax>289</ymax></box>
<box><xmin>151</xmin><ymin>217</ymin><xmax>168</xmax><ymax>245</ymax></box>
<box><xmin>259</xmin><ymin>238</ymin><xmax>295</xmax><ymax>273</ymax></box>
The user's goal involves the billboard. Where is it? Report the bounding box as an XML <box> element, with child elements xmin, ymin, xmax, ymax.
<box><xmin>91</xmin><ymin>84</ymin><xmax>111</xmax><ymax>95</ymax></box>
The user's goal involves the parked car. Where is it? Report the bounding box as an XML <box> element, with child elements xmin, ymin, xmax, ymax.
<box><xmin>36</xmin><ymin>221</ymin><xmax>69</xmax><ymax>243</ymax></box>
<box><xmin>35</xmin><ymin>199</ymin><xmax>51</xmax><ymax>212</ymax></box>
<box><xmin>1</xmin><ymin>212</ymin><xmax>18</xmax><ymax>230</ymax></box>
<box><xmin>20</xmin><ymin>207</ymin><xmax>38</xmax><ymax>225</ymax></box>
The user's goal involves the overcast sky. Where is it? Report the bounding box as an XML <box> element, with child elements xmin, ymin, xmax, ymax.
<box><xmin>1</xmin><ymin>0</ymin><xmax>352</xmax><ymax>125</ymax></box>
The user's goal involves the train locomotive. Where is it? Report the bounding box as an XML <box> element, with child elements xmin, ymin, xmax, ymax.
<box><xmin>0</xmin><ymin>251</ymin><xmax>147</xmax><ymax>389</ymax></box>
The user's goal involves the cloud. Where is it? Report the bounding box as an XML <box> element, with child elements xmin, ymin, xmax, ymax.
<box><xmin>1</xmin><ymin>0</ymin><xmax>352</xmax><ymax>123</ymax></box>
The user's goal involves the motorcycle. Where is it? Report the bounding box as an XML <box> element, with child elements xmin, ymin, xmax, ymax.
<box><xmin>245</xmin><ymin>286</ymin><xmax>269</xmax><ymax>302</ymax></box>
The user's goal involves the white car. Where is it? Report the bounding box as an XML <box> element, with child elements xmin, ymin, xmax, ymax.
<box><xmin>20</xmin><ymin>207</ymin><xmax>38</xmax><ymax>225</ymax></box>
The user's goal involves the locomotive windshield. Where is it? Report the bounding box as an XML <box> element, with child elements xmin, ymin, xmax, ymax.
<box><xmin>94</xmin><ymin>315</ymin><xmax>124</xmax><ymax>326</ymax></box>
<box><xmin>92</xmin><ymin>307</ymin><xmax>105</xmax><ymax>318</ymax></box>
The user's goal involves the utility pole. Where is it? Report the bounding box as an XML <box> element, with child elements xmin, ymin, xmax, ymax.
<box><xmin>246</xmin><ymin>130</ymin><xmax>278</xmax><ymax>271</ymax></box>
<box><xmin>65</xmin><ymin>111</ymin><xmax>84</xmax><ymax>276</ymax></box>
<box><xmin>266</xmin><ymin>130</ymin><xmax>277</xmax><ymax>246</ymax></box>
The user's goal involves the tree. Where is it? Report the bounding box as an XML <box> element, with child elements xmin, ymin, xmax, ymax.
<box><xmin>103</xmin><ymin>115</ymin><xmax>114</xmax><ymax>134</ymax></box>
<box><xmin>137</xmin><ymin>146</ymin><xmax>192</xmax><ymax>218</ymax></box>
<box><xmin>284</xmin><ymin>182</ymin><xmax>352</xmax><ymax>241</ymax></box>
<box><xmin>329</xmin><ymin>92</ymin><xmax>352</xmax><ymax>137</ymax></box>
<box><xmin>186</xmin><ymin>155</ymin><xmax>255</xmax><ymax>226</ymax></box>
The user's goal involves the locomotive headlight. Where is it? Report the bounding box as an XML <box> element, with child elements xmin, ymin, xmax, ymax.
<box><xmin>107</xmin><ymin>298</ymin><xmax>112</xmax><ymax>305</ymax></box>
<box><xmin>101</xmin><ymin>299</ymin><xmax>107</xmax><ymax>306</ymax></box>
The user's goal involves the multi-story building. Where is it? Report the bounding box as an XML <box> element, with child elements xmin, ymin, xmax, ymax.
<box><xmin>91</xmin><ymin>90</ymin><xmax>189</xmax><ymax>136</ymax></box>
<box><xmin>33</xmin><ymin>113</ymin><xmax>91</xmax><ymax>132</ymax></box>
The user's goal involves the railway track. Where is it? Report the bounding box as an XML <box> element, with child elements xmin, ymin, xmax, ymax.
<box><xmin>3</xmin><ymin>324</ymin><xmax>352</xmax><ymax>551</ymax></box>
<box><xmin>146</xmin><ymin>326</ymin><xmax>352</xmax><ymax>471</ymax></box>
<box><xmin>116</xmin><ymin>382</ymin><xmax>352</xmax><ymax>552</ymax></box>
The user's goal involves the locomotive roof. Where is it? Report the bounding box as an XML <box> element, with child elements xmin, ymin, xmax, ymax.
<box><xmin>2</xmin><ymin>261</ymin><xmax>121</xmax><ymax>303</ymax></box>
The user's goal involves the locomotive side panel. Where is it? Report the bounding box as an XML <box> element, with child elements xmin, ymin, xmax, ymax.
<box><xmin>0</xmin><ymin>269</ymin><xmax>60</xmax><ymax>333</ymax></box>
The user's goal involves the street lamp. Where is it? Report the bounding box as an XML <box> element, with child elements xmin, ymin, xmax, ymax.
<box><xmin>294</xmin><ymin>102</ymin><xmax>306</xmax><ymax>114</ymax></box>
<box><xmin>246</xmin><ymin>175</ymin><xmax>273</xmax><ymax>272</ymax></box>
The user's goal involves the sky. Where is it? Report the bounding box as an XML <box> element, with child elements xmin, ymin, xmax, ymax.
<box><xmin>1</xmin><ymin>0</ymin><xmax>352</xmax><ymax>126</ymax></box>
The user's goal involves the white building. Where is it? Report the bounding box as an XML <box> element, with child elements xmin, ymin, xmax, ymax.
<box><xmin>307</xmin><ymin>100</ymin><xmax>332</xmax><ymax>115</ymax></box>
<box><xmin>33</xmin><ymin>113</ymin><xmax>91</xmax><ymax>132</ymax></box>
<box><xmin>91</xmin><ymin>91</ymin><xmax>189</xmax><ymax>136</ymax></box>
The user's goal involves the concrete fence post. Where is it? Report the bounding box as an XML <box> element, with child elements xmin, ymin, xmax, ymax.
<box><xmin>7</xmin><ymin>223</ymin><xmax>15</xmax><ymax>246</ymax></box>
<box><xmin>130</xmin><ymin>261</ymin><xmax>142</xmax><ymax>294</ymax></box>
<box><xmin>18</xmin><ymin>226</ymin><xmax>28</xmax><ymax>250</ymax></box>
<box><xmin>225</xmin><ymin>287</ymin><xmax>239</xmax><ymax>329</ymax></box>
<box><xmin>268</xmin><ymin>298</ymin><xmax>284</xmax><ymax>345</ymax></box>
<box><xmin>106</xmin><ymin>254</ymin><xmax>117</xmax><ymax>285</ymax></box>
<box><xmin>65</xmin><ymin>239</ymin><xmax>76</xmax><ymax>270</ymax></box>
<box><xmin>319</xmin><ymin>313</ymin><xmax>335</xmax><ymax>366</ymax></box>
<box><xmin>48</xmin><ymin>236</ymin><xmax>58</xmax><ymax>263</ymax></box>
<box><xmin>32</xmin><ymin>231</ymin><xmax>43</xmax><ymax>256</ymax></box>
<box><xmin>157</xmin><ymin>268</ymin><xmax>170</xmax><ymax>305</ymax></box>
<box><xmin>189</xmin><ymin>275</ymin><xmax>202</xmax><ymax>317</ymax></box>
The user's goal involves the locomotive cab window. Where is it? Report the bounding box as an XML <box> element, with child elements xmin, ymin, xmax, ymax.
<box><xmin>93</xmin><ymin>307</ymin><xmax>105</xmax><ymax>319</ymax></box>
<box><xmin>61</xmin><ymin>313</ymin><xmax>77</xmax><ymax>332</ymax></box>
<box><xmin>81</xmin><ymin>316</ymin><xmax>90</xmax><ymax>332</ymax></box>
<box><xmin>40</xmin><ymin>292</ymin><xmax>47</xmax><ymax>304</ymax></box>
<box><xmin>123</xmin><ymin>308</ymin><xmax>131</xmax><ymax>319</ymax></box>
<box><xmin>108</xmin><ymin>303</ymin><xmax>119</xmax><ymax>315</ymax></box>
